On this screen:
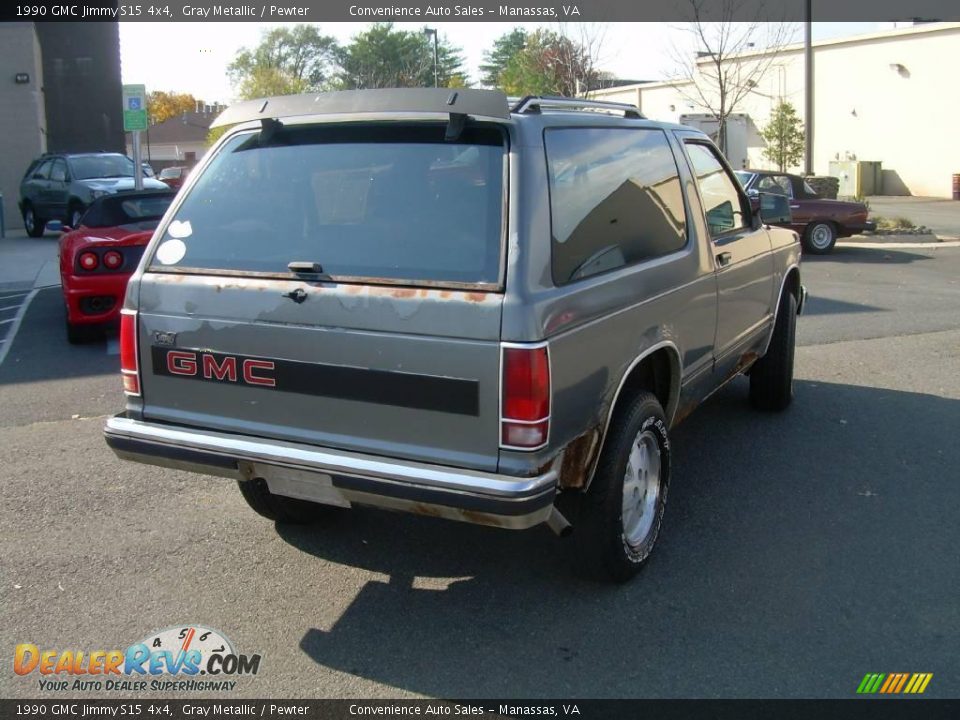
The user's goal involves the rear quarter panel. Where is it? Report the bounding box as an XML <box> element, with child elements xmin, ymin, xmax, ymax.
<box><xmin>498</xmin><ymin>120</ymin><xmax>718</xmax><ymax>477</ymax></box>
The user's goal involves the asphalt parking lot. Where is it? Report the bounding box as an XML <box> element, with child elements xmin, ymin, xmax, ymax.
<box><xmin>1</xmin><ymin>238</ymin><xmax>958</xmax><ymax>699</ymax></box>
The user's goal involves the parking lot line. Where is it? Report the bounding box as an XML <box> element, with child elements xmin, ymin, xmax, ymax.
<box><xmin>0</xmin><ymin>288</ymin><xmax>39</xmax><ymax>367</ymax></box>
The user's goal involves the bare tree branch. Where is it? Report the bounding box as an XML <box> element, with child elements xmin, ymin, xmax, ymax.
<box><xmin>665</xmin><ymin>0</ymin><xmax>796</xmax><ymax>153</ymax></box>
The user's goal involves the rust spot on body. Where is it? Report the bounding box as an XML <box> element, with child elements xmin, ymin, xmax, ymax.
<box><xmin>411</xmin><ymin>503</ymin><xmax>443</xmax><ymax>517</ymax></box>
<box><xmin>459</xmin><ymin>509</ymin><xmax>505</xmax><ymax>527</ymax></box>
<box><xmin>466</xmin><ymin>292</ymin><xmax>488</xmax><ymax>303</ymax></box>
<box><xmin>558</xmin><ymin>427</ymin><xmax>602</xmax><ymax>489</ymax></box>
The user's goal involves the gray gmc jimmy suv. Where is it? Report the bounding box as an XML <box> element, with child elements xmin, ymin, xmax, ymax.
<box><xmin>105</xmin><ymin>89</ymin><xmax>805</xmax><ymax>582</ymax></box>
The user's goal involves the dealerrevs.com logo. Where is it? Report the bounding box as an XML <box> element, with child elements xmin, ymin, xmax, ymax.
<box><xmin>14</xmin><ymin>625</ymin><xmax>261</xmax><ymax>692</ymax></box>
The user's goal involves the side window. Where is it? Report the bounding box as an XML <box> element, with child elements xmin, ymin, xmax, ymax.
<box><xmin>50</xmin><ymin>159</ymin><xmax>67</xmax><ymax>183</ymax></box>
<box><xmin>33</xmin><ymin>160</ymin><xmax>53</xmax><ymax>180</ymax></box>
<box><xmin>757</xmin><ymin>175</ymin><xmax>790</xmax><ymax>196</ymax></box>
<box><xmin>684</xmin><ymin>142</ymin><xmax>749</xmax><ymax>237</ymax></box>
<box><xmin>545</xmin><ymin>128</ymin><xmax>688</xmax><ymax>285</ymax></box>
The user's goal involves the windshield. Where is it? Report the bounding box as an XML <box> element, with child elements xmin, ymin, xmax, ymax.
<box><xmin>148</xmin><ymin>124</ymin><xmax>506</xmax><ymax>286</ymax></box>
<box><xmin>70</xmin><ymin>155</ymin><xmax>136</xmax><ymax>180</ymax></box>
<box><xmin>734</xmin><ymin>171</ymin><xmax>754</xmax><ymax>188</ymax></box>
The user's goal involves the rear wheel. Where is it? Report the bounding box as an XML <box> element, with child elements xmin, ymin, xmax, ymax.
<box><xmin>68</xmin><ymin>204</ymin><xmax>85</xmax><ymax>230</ymax></box>
<box><xmin>23</xmin><ymin>205</ymin><xmax>45</xmax><ymax>238</ymax></box>
<box><xmin>750</xmin><ymin>291</ymin><xmax>797</xmax><ymax>411</ymax></box>
<box><xmin>803</xmin><ymin>221</ymin><xmax>837</xmax><ymax>254</ymax></box>
<box><xmin>65</xmin><ymin>308</ymin><xmax>99</xmax><ymax>344</ymax></box>
<box><xmin>237</xmin><ymin>478</ymin><xmax>325</xmax><ymax>524</ymax></box>
<box><xmin>572</xmin><ymin>391</ymin><xmax>670</xmax><ymax>583</ymax></box>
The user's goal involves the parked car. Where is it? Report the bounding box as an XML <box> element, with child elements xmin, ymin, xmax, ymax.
<box><xmin>735</xmin><ymin>170</ymin><xmax>875</xmax><ymax>254</ymax></box>
<box><xmin>104</xmin><ymin>90</ymin><xmax>805</xmax><ymax>583</ymax></box>
<box><xmin>141</xmin><ymin>162</ymin><xmax>157</xmax><ymax>178</ymax></box>
<box><xmin>19</xmin><ymin>152</ymin><xmax>168</xmax><ymax>237</ymax></box>
<box><xmin>157</xmin><ymin>166</ymin><xmax>189</xmax><ymax>190</ymax></box>
<box><xmin>59</xmin><ymin>189</ymin><xmax>174</xmax><ymax>343</ymax></box>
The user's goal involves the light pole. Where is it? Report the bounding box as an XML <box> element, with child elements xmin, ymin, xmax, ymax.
<box><xmin>423</xmin><ymin>27</ymin><xmax>439</xmax><ymax>88</ymax></box>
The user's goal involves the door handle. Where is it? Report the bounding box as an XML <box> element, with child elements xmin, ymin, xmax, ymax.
<box><xmin>716</xmin><ymin>251</ymin><xmax>732</xmax><ymax>267</ymax></box>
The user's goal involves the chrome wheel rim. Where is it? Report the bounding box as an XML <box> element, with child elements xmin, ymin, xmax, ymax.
<box><xmin>621</xmin><ymin>429</ymin><xmax>661</xmax><ymax>548</ymax></box>
<box><xmin>810</xmin><ymin>223</ymin><xmax>833</xmax><ymax>249</ymax></box>
<box><xmin>24</xmin><ymin>209</ymin><xmax>35</xmax><ymax>233</ymax></box>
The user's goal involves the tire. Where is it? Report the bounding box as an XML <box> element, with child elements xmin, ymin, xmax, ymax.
<box><xmin>68</xmin><ymin>204</ymin><xmax>85</xmax><ymax>230</ymax></box>
<box><xmin>64</xmin><ymin>305</ymin><xmax>100</xmax><ymax>344</ymax></box>
<box><xmin>237</xmin><ymin>478</ymin><xmax>324</xmax><ymax>525</ymax></box>
<box><xmin>65</xmin><ymin>320</ymin><xmax>98</xmax><ymax>344</ymax></box>
<box><xmin>23</xmin><ymin>205</ymin><xmax>45</xmax><ymax>238</ymax></box>
<box><xmin>750</xmin><ymin>291</ymin><xmax>797</xmax><ymax>411</ymax></box>
<box><xmin>803</xmin><ymin>221</ymin><xmax>837</xmax><ymax>254</ymax></box>
<box><xmin>572</xmin><ymin>391</ymin><xmax>671</xmax><ymax>583</ymax></box>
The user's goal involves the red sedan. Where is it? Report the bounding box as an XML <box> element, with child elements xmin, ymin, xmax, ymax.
<box><xmin>735</xmin><ymin>170</ymin><xmax>875</xmax><ymax>254</ymax></box>
<box><xmin>59</xmin><ymin>190</ymin><xmax>174</xmax><ymax>343</ymax></box>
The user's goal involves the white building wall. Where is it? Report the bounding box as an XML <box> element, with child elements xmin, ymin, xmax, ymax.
<box><xmin>593</xmin><ymin>23</ymin><xmax>960</xmax><ymax>198</ymax></box>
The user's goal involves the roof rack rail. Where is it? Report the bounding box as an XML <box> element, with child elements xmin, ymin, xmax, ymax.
<box><xmin>510</xmin><ymin>96</ymin><xmax>644</xmax><ymax>119</ymax></box>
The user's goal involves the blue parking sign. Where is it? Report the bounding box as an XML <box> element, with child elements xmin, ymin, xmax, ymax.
<box><xmin>128</xmin><ymin>97</ymin><xmax>142</xmax><ymax>110</ymax></box>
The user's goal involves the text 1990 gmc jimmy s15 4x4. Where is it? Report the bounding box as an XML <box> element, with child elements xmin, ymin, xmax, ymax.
<box><xmin>104</xmin><ymin>89</ymin><xmax>805</xmax><ymax>582</ymax></box>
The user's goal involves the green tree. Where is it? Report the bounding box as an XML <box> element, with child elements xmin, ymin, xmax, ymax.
<box><xmin>335</xmin><ymin>24</ymin><xmax>465</xmax><ymax>89</ymax></box>
<box><xmin>761</xmin><ymin>101</ymin><xmax>805</xmax><ymax>172</ymax></box>
<box><xmin>495</xmin><ymin>29</ymin><xmax>601</xmax><ymax>97</ymax></box>
<box><xmin>147</xmin><ymin>91</ymin><xmax>198</xmax><ymax>124</ymax></box>
<box><xmin>237</xmin><ymin>66</ymin><xmax>308</xmax><ymax>100</ymax></box>
<box><xmin>479</xmin><ymin>29</ymin><xmax>527</xmax><ymax>87</ymax></box>
<box><xmin>228</xmin><ymin>25</ymin><xmax>339</xmax><ymax>97</ymax></box>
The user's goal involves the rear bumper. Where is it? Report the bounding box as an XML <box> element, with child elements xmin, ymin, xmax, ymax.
<box><xmin>104</xmin><ymin>415</ymin><xmax>558</xmax><ymax>529</ymax></box>
<box><xmin>63</xmin><ymin>273</ymin><xmax>129</xmax><ymax>325</ymax></box>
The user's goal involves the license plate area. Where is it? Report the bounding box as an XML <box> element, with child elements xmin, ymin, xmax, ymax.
<box><xmin>238</xmin><ymin>460</ymin><xmax>351</xmax><ymax>508</ymax></box>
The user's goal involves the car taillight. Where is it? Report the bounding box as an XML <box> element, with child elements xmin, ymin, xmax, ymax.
<box><xmin>79</xmin><ymin>252</ymin><xmax>99</xmax><ymax>271</ymax></box>
<box><xmin>103</xmin><ymin>250</ymin><xmax>123</xmax><ymax>270</ymax></box>
<box><xmin>501</xmin><ymin>345</ymin><xmax>550</xmax><ymax>450</ymax></box>
<box><xmin>120</xmin><ymin>310</ymin><xmax>140</xmax><ymax>396</ymax></box>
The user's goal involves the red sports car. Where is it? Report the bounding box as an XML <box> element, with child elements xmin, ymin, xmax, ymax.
<box><xmin>59</xmin><ymin>190</ymin><xmax>173</xmax><ymax>343</ymax></box>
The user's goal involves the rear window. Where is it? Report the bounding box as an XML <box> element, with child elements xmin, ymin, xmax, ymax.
<box><xmin>83</xmin><ymin>193</ymin><xmax>173</xmax><ymax>228</ymax></box>
<box><xmin>149</xmin><ymin>124</ymin><xmax>506</xmax><ymax>286</ymax></box>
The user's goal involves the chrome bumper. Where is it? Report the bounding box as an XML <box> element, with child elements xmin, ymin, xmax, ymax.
<box><xmin>104</xmin><ymin>415</ymin><xmax>557</xmax><ymax>529</ymax></box>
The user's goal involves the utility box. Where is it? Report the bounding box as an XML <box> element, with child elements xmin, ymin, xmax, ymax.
<box><xmin>680</xmin><ymin>113</ymin><xmax>749</xmax><ymax>170</ymax></box>
<box><xmin>829</xmin><ymin>160</ymin><xmax>882</xmax><ymax>198</ymax></box>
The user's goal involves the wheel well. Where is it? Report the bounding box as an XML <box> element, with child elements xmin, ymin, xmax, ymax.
<box><xmin>611</xmin><ymin>347</ymin><xmax>676</xmax><ymax>424</ymax></box>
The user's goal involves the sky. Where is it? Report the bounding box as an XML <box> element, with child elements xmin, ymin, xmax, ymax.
<box><xmin>119</xmin><ymin>22</ymin><xmax>885</xmax><ymax>104</ymax></box>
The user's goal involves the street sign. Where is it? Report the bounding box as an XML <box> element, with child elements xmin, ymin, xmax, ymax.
<box><xmin>122</xmin><ymin>84</ymin><xmax>148</xmax><ymax>132</ymax></box>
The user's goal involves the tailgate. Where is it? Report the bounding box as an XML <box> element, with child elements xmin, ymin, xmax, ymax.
<box><xmin>137</xmin><ymin>274</ymin><xmax>503</xmax><ymax>471</ymax></box>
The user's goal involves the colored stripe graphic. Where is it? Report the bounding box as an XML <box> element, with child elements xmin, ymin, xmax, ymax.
<box><xmin>857</xmin><ymin>672</ymin><xmax>932</xmax><ymax>694</ymax></box>
<box><xmin>893</xmin><ymin>673</ymin><xmax>910</xmax><ymax>693</ymax></box>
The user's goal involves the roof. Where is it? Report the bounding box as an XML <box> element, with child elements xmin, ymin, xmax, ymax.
<box><xmin>146</xmin><ymin>111</ymin><xmax>216</xmax><ymax>144</ymax></box>
<box><xmin>591</xmin><ymin>21</ymin><xmax>960</xmax><ymax>95</ymax></box>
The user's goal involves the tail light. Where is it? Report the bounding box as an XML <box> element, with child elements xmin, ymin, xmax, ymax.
<box><xmin>500</xmin><ymin>344</ymin><xmax>550</xmax><ymax>450</ymax></box>
<box><xmin>120</xmin><ymin>310</ymin><xmax>140</xmax><ymax>396</ymax></box>
<box><xmin>103</xmin><ymin>251</ymin><xmax>123</xmax><ymax>270</ymax></box>
<box><xmin>79</xmin><ymin>252</ymin><xmax>99</xmax><ymax>271</ymax></box>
